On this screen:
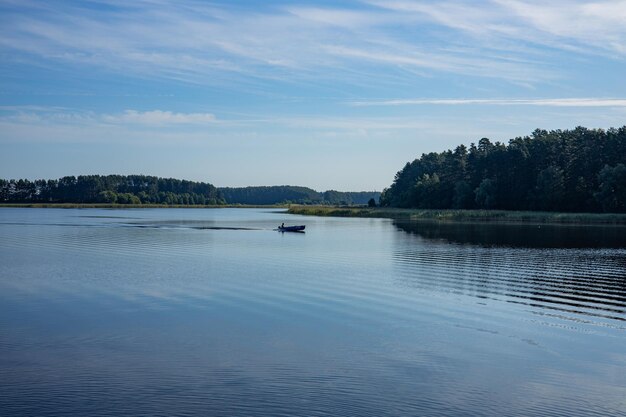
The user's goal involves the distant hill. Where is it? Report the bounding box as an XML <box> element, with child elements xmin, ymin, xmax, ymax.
<box><xmin>0</xmin><ymin>176</ymin><xmax>380</xmax><ymax>206</ymax></box>
<box><xmin>219</xmin><ymin>186</ymin><xmax>380</xmax><ymax>206</ymax></box>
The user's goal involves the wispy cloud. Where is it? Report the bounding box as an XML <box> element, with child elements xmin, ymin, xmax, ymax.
<box><xmin>0</xmin><ymin>108</ymin><xmax>217</xmax><ymax>126</ymax></box>
<box><xmin>0</xmin><ymin>107</ymin><xmax>447</xmax><ymax>145</ymax></box>
<box><xmin>368</xmin><ymin>0</ymin><xmax>626</xmax><ymax>56</ymax></box>
<box><xmin>350</xmin><ymin>98</ymin><xmax>626</xmax><ymax>107</ymax></box>
<box><xmin>285</xmin><ymin>6</ymin><xmax>390</xmax><ymax>29</ymax></box>
<box><xmin>496</xmin><ymin>0</ymin><xmax>626</xmax><ymax>46</ymax></box>
<box><xmin>0</xmin><ymin>105</ymin><xmax>71</xmax><ymax>112</ymax></box>
<box><xmin>1</xmin><ymin>0</ymin><xmax>598</xmax><ymax>88</ymax></box>
<box><xmin>0</xmin><ymin>107</ymin><xmax>432</xmax><ymax>132</ymax></box>
<box><xmin>104</xmin><ymin>110</ymin><xmax>216</xmax><ymax>125</ymax></box>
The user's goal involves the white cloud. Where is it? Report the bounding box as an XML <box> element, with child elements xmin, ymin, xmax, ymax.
<box><xmin>0</xmin><ymin>107</ymin><xmax>428</xmax><ymax>132</ymax></box>
<box><xmin>0</xmin><ymin>0</ymin><xmax>578</xmax><ymax>87</ymax></box>
<box><xmin>0</xmin><ymin>105</ymin><xmax>70</xmax><ymax>112</ymax></box>
<box><xmin>285</xmin><ymin>6</ymin><xmax>388</xmax><ymax>28</ymax></box>
<box><xmin>0</xmin><ymin>109</ymin><xmax>217</xmax><ymax>127</ymax></box>
<box><xmin>496</xmin><ymin>0</ymin><xmax>626</xmax><ymax>43</ymax></box>
<box><xmin>325</xmin><ymin>44</ymin><xmax>547</xmax><ymax>83</ymax></box>
<box><xmin>105</xmin><ymin>110</ymin><xmax>216</xmax><ymax>125</ymax></box>
<box><xmin>350</xmin><ymin>98</ymin><xmax>626</xmax><ymax>107</ymax></box>
<box><xmin>256</xmin><ymin>115</ymin><xmax>431</xmax><ymax>131</ymax></box>
<box><xmin>369</xmin><ymin>0</ymin><xmax>626</xmax><ymax>56</ymax></box>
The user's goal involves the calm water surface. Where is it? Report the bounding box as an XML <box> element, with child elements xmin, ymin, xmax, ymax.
<box><xmin>1</xmin><ymin>208</ymin><xmax>625</xmax><ymax>416</ymax></box>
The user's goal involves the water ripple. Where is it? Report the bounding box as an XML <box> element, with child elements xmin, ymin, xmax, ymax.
<box><xmin>2</xmin><ymin>208</ymin><xmax>626</xmax><ymax>416</ymax></box>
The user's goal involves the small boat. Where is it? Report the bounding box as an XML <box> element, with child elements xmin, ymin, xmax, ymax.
<box><xmin>278</xmin><ymin>224</ymin><xmax>305</xmax><ymax>232</ymax></box>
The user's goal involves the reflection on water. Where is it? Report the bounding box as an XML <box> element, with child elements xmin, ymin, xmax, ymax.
<box><xmin>393</xmin><ymin>220</ymin><xmax>626</xmax><ymax>324</ymax></box>
<box><xmin>394</xmin><ymin>219</ymin><xmax>626</xmax><ymax>248</ymax></box>
<box><xmin>1</xmin><ymin>208</ymin><xmax>625</xmax><ymax>416</ymax></box>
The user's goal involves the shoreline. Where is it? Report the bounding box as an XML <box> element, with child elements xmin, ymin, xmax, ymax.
<box><xmin>0</xmin><ymin>203</ymin><xmax>287</xmax><ymax>209</ymax></box>
<box><xmin>287</xmin><ymin>205</ymin><xmax>626</xmax><ymax>225</ymax></box>
<box><xmin>3</xmin><ymin>203</ymin><xmax>626</xmax><ymax>225</ymax></box>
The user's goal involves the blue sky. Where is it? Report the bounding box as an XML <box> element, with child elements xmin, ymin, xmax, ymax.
<box><xmin>1</xmin><ymin>0</ymin><xmax>626</xmax><ymax>191</ymax></box>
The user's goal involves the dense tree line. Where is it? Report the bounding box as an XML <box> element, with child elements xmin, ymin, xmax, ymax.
<box><xmin>380</xmin><ymin>126</ymin><xmax>626</xmax><ymax>213</ymax></box>
<box><xmin>0</xmin><ymin>175</ymin><xmax>224</xmax><ymax>205</ymax></box>
<box><xmin>219</xmin><ymin>186</ymin><xmax>380</xmax><ymax>205</ymax></box>
<box><xmin>0</xmin><ymin>176</ymin><xmax>380</xmax><ymax>206</ymax></box>
<box><xmin>322</xmin><ymin>190</ymin><xmax>381</xmax><ymax>206</ymax></box>
<box><xmin>220</xmin><ymin>186</ymin><xmax>320</xmax><ymax>205</ymax></box>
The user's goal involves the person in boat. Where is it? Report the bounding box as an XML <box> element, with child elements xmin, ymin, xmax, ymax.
<box><xmin>281</xmin><ymin>223</ymin><xmax>284</xmax><ymax>228</ymax></box>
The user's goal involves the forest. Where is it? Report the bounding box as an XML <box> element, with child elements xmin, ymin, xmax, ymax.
<box><xmin>220</xmin><ymin>186</ymin><xmax>380</xmax><ymax>205</ymax></box>
<box><xmin>380</xmin><ymin>126</ymin><xmax>626</xmax><ymax>213</ymax></box>
<box><xmin>4</xmin><ymin>126</ymin><xmax>624</xmax><ymax>211</ymax></box>
<box><xmin>0</xmin><ymin>175</ymin><xmax>224</xmax><ymax>205</ymax></box>
<box><xmin>0</xmin><ymin>176</ymin><xmax>380</xmax><ymax>206</ymax></box>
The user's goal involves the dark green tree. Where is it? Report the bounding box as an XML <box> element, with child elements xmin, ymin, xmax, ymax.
<box><xmin>533</xmin><ymin>166</ymin><xmax>565</xmax><ymax>211</ymax></box>
<box><xmin>474</xmin><ymin>178</ymin><xmax>497</xmax><ymax>209</ymax></box>
<box><xmin>594</xmin><ymin>164</ymin><xmax>626</xmax><ymax>212</ymax></box>
<box><xmin>452</xmin><ymin>181</ymin><xmax>473</xmax><ymax>209</ymax></box>
<box><xmin>380</xmin><ymin>126</ymin><xmax>626</xmax><ymax>213</ymax></box>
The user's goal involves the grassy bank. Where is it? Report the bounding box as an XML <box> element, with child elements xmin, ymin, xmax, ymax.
<box><xmin>0</xmin><ymin>203</ymin><xmax>287</xmax><ymax>209</ymax></box>
<box><xmin>287</xmin><ymin>205</ymin><xmax>626</xmax><ymax>225</ymax></box>
<box><xmin>5</xmin><ymin>203</ymin><xmax>625</xmax><ymax>224</ymax></box>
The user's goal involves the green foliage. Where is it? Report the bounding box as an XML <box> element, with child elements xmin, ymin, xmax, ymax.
<box><xmin>411</xmin><ymin>173</ymin><xmax>442</xmax><ymax>208</ymax></box>
<box><xmin>97</xmin><ymin>190</ymin><xmax>117</xmax><ymax>203</ymax></box>
<box><xmin>219</xmin><ymin>186</ymin><xmax>320</xmax><ymax>205</ymax></box>
<box><xmin>533</xmin><ymin>166</ymin><xmax>565</xmax><ymax>211</ymax></box>
<box><xmin>594</xmin><ymin>164</ymin><xmax>626</xmax><ymax>212</ymax></box>
<box><xmin>474</xmin><ymin>178</ymin><xmax>497</xmax><ymax>209</ymax></box>
<box><xmin>452</xmin><ymin>181</ymin><xmax>473</xmax><ymax>209</ymax></box>
<box><xmin>287</xmin><ymin>205</ymin><xmax>626</xmax><ymax>224</ymax></box>
<box><xmin>368</xmin><ymin>198</ymin><xmax>377</xmax><ymax>207</ymax></box>
<box><xmin>0</xmin><ymin>175</ymin><xmax>224</xmax><ymax>206</ymax></box>
<box><xmin>382</xmin><ymin>126</ymin><xmax>626</xmax><ymax>213</ymax></box>
<box><xmin>0</xmin><ymin>177</ymin><xmax>379</xmax><ymax>207</ymax></box>
<box><xmin>116</xmin><ymin>193</ymin><xmax>141</xmax><ymax>205</ymax></box>
<box><xmin>219</xmin><ymin>186</ymin><xmax>380</xmax><ymax>205</ymax></box>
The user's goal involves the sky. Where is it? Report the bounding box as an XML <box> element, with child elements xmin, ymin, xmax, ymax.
<box><xmin>1</xmin><ymin>0</ymin><xmax>626</xmax><ymax>191</ymax></box>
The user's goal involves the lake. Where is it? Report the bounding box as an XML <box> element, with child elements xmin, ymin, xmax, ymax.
<box><xmin>1</xmin><ymin>208</ymin><xmax>625</xmax><ymax>416</ymax></box>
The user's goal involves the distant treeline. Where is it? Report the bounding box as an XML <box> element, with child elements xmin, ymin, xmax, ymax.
<box><xmin>380</xmin><ymin>126</ymin><xmax>626</xmax><ymax>213</ymax></box>
<box><xmin>219</xmin><ymin>186</ymin><xmax>380</xmax><ymax>205</ymax></box>
<box><xmin>0</xmin><ymin>175</ymin><xmax>380</xmax><ymax>206</ymax></box>
<box><xmin>0</xmin><ymin>175</ymin><xmax>224</xmax><ymax>205</ymax></box>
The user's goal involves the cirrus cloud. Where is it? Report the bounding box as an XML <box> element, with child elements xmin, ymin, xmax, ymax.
<box><xmin>105</xmin><ymin>110</ymin><xmax>217</xmax><ymax>125</ymax></box>
<box><xmin>0</xmin><ymin>107</ymin><xmax>218</xmax><ymax>127</ymax></box>
<box><xmin>350</xmin><ymin>98</ymin><xmax>626</xmax><ymax>107</ymax></box>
